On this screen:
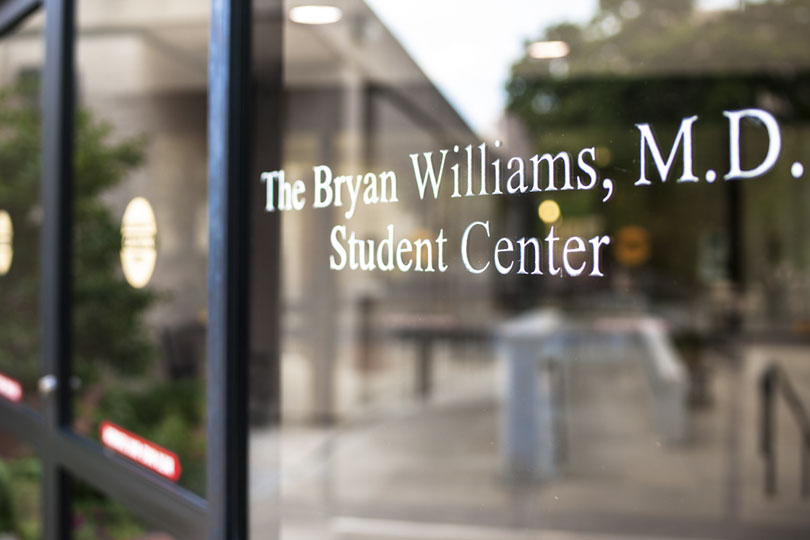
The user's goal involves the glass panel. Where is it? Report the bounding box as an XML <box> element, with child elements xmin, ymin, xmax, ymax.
<box><xmin>0</xmin><ymin>429</ymin><xmax>40</xmax><ymax>540</ymax></box>
<box><xmin>0</xmin><ymin>12</ymin><xmax>45</xmax><ymax>410</ymax></box>
<box><xmin>72</xmin><ymin>476</ymin><xmax>176</xmax><ymax>540</ymax></box>
<box><xmin>71</xmin><ymin>0</ymin><xmax>209</xmax><ymax>496</ymax></box>
<box><xmin>250</xmin><ymin>0</ymin><xmax>810</xmax><ymax>538</ymax></box>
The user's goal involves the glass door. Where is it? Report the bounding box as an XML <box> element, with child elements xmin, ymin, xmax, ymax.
<box><xmin>68</xmin><ymin>0</ymin><xmax>210</xmax><ymax>501</ymax></box>
<box><xmin>0</xmin><ymin>1</ymin><xmax>215</xmax><ymax>538</ymax></box>
<box><xmin>248</xmin><ymin>1</ymin><xmax>810</xmax><ymax>539</ymax></box>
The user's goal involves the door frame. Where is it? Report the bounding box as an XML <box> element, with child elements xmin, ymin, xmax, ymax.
<box><xmin>0</xmin><ymin>0</ymin><xmax>265</xmax><ymax>538</ymax></box>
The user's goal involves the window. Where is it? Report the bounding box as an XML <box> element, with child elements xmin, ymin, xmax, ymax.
<box><xmin>248</xmin><ymin>1</ymin><xmax>810</xmax><ymax>539</ymax></box>
<box><xmin>0</xmin><ymin>1</ymin><xmax>809</xmax><ymax>539</ymax></box>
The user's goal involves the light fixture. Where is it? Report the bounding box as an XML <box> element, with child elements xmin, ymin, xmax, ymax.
<box><xmin>528</xmin><ymin>40</ymin><xmax>570</xmax><ymax>59</ymax></box>
<box><xmin>120</xmin><ymin>197</ymin><xmax>157</xmax><ymax>289</ymax></box>
<box><xmin>538</xmin><ymin>200</ymin><xmax>561</xmax><ymax>224</ymax></box>
<box><xmin>0</xmin><ymin>210</ymin><xmax>12</xmax><ymax>275</ymax></box>
<box><xmin>289</xmin><ymin>5</ymin><xmax>343</xmax><ymax>25</ymax></box>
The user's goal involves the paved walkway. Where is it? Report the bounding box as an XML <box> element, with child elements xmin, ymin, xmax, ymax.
<box><xmin>250</xmin><ymin>340</ymin><xmax>810</xmax><ymax>540</ymax></box>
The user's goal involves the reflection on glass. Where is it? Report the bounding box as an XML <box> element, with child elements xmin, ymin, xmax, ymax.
<box><xmin>72</xmin><ymin>476</ymin><xmax>176</xmax><ymax>540</ymax></box>
<box><xmin>0</xmin><ymin>13</ymin><xmax>44</xmax><ymax>410</ymax></box>
<box><xmin>71</xmin><ymin>0</ymin><xmax>209</xmax><ymax>496</ymax></box>
<box><xmin>250</xmin><ymin>0</ymin><xmax>810</xmax><ymax>539</ymax></box>
<box><xmin>528</xmin><ymin>40</ymin><xmax>571</xmax><ymax>60</ymax></box>
<box><xmin>538</xmin><ymin>199</ymin><xmax>561</xmax><ymax>224</ymax></box>
<box><xmin>120</xmin><ymin>197</ymin><xmax>158</xmax><ymax>289</ymax></box>
<box><xmin>0</xmin><ymin>210</ymin><xmax>14</xmax><ymax>276</ymax></box>
<box><xmin>289</xmin><ymin>5</ymin><xmax>343</xmax><ymax>25</ymax></box>
<box><xmin>0</xmin><ymin>429</ymin><xmax>40</xmax><ymax>540</ymax></box>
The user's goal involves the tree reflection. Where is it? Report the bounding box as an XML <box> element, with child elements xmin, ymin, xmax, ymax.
<box><xmin>506</xmin><ymin>0</ymin><xmax>810</xmax><ymax>333</ymax></box>
<box><xmin>0</xmin><ymin>79</ymin><xmax>205</xmax><ymax>535</ymax></box>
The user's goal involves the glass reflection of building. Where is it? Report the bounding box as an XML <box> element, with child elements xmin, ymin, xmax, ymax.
<box><xmin>0</xmin><ymin>0</ymin><xmax>807</xmax><ymax>539</ymax></box>
<box><xmin>251</xmin><ymin>2</ymin><xmax>810</xmax><ymax>539</ymax></box>
<box><xmin>270</xmin><ymin>0</ymin><xmax>497</xmax><ymax>425</ymax></box>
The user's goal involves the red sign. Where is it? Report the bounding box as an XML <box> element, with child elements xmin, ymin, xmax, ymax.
<box><xmin>0</xmin><ymin>372</ymin><xmax>22</xmax><ymax>402</ymax></box>
<box><xmin>99</xmin><ymin>421</ymin><xmax>182</xmax><ymax>482</ymax></box>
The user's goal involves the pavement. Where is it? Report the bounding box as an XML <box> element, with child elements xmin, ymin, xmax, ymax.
<box><xmin>250</xmin><ymin>333</ymin><xmax>810</xmax><ymax>540</ymax></box>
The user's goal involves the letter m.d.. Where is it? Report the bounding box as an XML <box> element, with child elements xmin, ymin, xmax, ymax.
<box><xmin>635</xmin><ymin>115</ymin><xmax>699</xmax><ymax>186</ymax></box>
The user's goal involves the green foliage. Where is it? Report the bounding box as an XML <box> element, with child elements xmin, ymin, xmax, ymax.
<box><xmin>72</xmin><ymin>109</ymin><xmax>155</xmax><ymax>383</ymax></box>
<box><xmin>0</xmin><ymin>77</ymin><xmax>206</xmax><ymax>532</ymax></box>
<box><xmin>0</xmin><ymin>79</ymin><xmax>157</xmax><ymax>388</ymax></box>
<box><xmin>0</xmin><ymin>457</ymin><xmax>41</xmax><ymax>540</ymax></box>
<box><xmin>505</xmin><ymin>0</ymin><xmax>810</xmax><ymax>298</ymax></box>
<box><xmin>0</xmin><ymin>80</ymin><xmax>45</xmax><ymax>394</ymax></box>
<box><xmin>74</xmin><ymin>491</ymin><xmax>146</xmax><ymax>540</ymax></box>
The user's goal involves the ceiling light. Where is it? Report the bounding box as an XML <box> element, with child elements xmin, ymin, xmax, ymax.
<box><xmin>528</xmin><ymin>40</ymin><xmax>570</xmax><ymax>59</ymax></box>
<box><xmin>289</xmin><ymin>5</ymin><xmax>343</xmax><ymax>25</ymax></box>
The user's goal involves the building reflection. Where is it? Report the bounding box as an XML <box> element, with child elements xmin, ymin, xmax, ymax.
<box><xmin>0</xmin><ymin>0</ymin><xmax>806</xmax><ymax>538</ymax></box>
<box><xmin>249</xmin><ymin>1</ymin><xmax>810</xmax><ymax>539</ymax></box>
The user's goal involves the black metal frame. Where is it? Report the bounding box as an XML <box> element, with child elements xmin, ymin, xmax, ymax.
<box><xmin>40</xmin><ymin>0</ymin><xmax>74</xmax><ymax>534</ymax></box>
<box><xmin>0</xmin><ymin>0</ymin><xmax>258</xmax><ymax>538</ymax></box>
<box><xmin>207</xmin><ymin>0</ymin><xmax>252</xmax><ymax>537</ymax></box>
<box><xmin>0</xmin><ymin>0</ymin><xmax>38</xmax><ymax>35</ymax></box>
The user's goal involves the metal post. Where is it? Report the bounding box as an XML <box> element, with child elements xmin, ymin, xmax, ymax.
<box><xmin>208</xmin><ymin>0</ymin><xmax>252</xmax><ymax>537</ymax></box>
<box><xmin>416</xmin><ymin>338</ymin><xmax>432</xmax><ymax>400</ymax></box>
<box><xmin>760</xmin><ymin>365</ymin><xmax>777</xmax><ymax>496</ymax></box>
<box><xmin>0</xmin><ymin>0</ymin><xmax>40</xmax><ymax>34</ymax></box>
<box><xmin>358</xmin><ymin>296</ymin><xmax>374</xmax><ymax>403</ymax></box>
<box><xmin>802</xmin><ymin>441</ymin><xmax>809</xmax><ymax>499</ymax></box>
<box><xmin>41</xmin><ymin>0</ymin><xmax>75</xmax><ymax>537</ymax></box>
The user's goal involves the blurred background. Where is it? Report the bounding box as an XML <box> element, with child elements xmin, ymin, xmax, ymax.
<box><xmin>250</xmin><ymin>1</ymin><xmax>810</xmax><ymax>539</ymax></box>
<box><xmin>0</xmin><ymin>0</ymin><xmax>808</xmax><ymax>539</ymax></box>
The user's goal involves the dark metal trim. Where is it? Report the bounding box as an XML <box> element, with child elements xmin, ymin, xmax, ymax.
<box><xmin>208</xmin><ymin>0</ymin><xmax>251</xmax><ymax>537</ymax></box>
<box><xmin>56</xmin><ymin>430</ymin><xmax>208</xmax><ymax>538</ymax></box>
<box><xmin>0</xmin><ymin>0</ymin><xmax>268</xmax><ymax>536</ymax></box>
<box><xmin>0</xmin><ymin>0</ymin><xmax>40</xmax><ymax>37</ymax></box>
<box><xmin>0</xmin><ymin>398</ymin><xmax>208</xmax><ymax>538</ymax></box>
<box><xmin>39</xmin><ymin>0</ymin><xmax>209</xmax><ymax>537</ymax></box>
<box><xmin>41</xmin><ymin>0</ymin><xmax>72</xmax><ymax>432</ymax></box>
<box><xmin>40</xmin><ymin>0</ymin><xmax>74</xmax><ymax>537</ymax></box>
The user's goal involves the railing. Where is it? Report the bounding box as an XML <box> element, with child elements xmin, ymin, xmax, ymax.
<box><xmin>759</xmin><ymin>362</ymin><xmax>810</xmax><ymax>498</ymax></box>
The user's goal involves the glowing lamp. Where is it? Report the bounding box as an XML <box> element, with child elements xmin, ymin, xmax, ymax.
<box><xmin>289</xmin><ymin>5</ymin><xmax>342</xmax><ymax>25</ymax></box>
<box><xmin>0</xmin><ymin>210</ymin><xmax>12</xmax><ymax>275</ymax></box>
<box><xmin>528</xmin><ymin>40</ymin><xmax>570</xmax><ymax>59</ymax></box>
<box><xmin>120</xmin><ymin>197</ymin><xmax>157</xmax><ymax>288</ymax></box>
<box><xmin>538</xmin><ymin>200</ymin><xmax>561</xmax><ymax>224</ymax></box>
